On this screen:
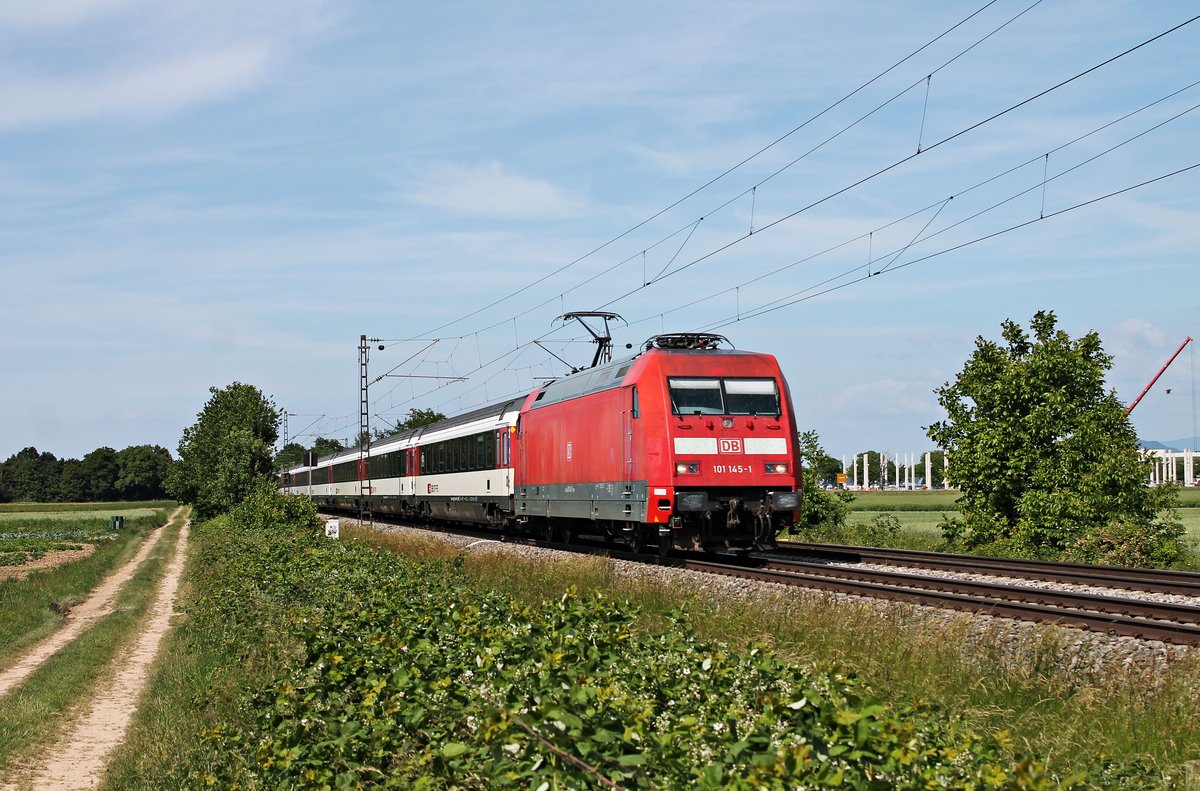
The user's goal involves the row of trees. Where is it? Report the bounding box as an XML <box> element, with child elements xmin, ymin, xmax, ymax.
<box><xmin>0</xmin><ymin>444</ymin><xmax>174</xmax><ymax>503</ymax></box>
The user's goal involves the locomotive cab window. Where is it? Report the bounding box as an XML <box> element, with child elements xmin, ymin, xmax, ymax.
<box><xmin>668</xmin><ymin>377</ymin><xmax>780</xmax><ymax>417</ymax></box>
<box><xmin>668</xmin><ymin>378</ymin><xmax>724</xmax><ymax>415</ymax></box>
<box><xmin>724</xmin><ymin>378</ymin><xmax>780</xmax><ymax>416</ymax></box>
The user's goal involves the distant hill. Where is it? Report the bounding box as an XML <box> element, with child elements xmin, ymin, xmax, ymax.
<box><xmin>1141</xmin><ymin>436</ymin><xmax>1200</xmax><ymax>452</ymax></box>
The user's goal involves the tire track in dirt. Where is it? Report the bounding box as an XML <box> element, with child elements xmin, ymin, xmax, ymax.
<box><xmin>14</xmin><ymin>518</ymin><xmax>191</xmax><ymax>791</ymax></box>
<box><xmin>0</xmin><ymin>507</ymin><xmax>182</xmax><ymax>698</ymax></box>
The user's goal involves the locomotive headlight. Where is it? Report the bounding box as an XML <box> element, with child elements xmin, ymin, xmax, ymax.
<box><xmin>765</xmin><ymin>462</ymin><xmax>789</xmax><ymax>474</ymax></box>
<box><xmin>675</xmin><ymin>462</ymin><xmax>700</xmax><ymax>474</ymax></box>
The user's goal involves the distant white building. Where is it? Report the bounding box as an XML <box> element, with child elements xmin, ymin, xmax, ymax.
<box><xmin>1143</xmin><ymin>448</ymin><xmax>1196</xmax><ymax>487</ymax></box>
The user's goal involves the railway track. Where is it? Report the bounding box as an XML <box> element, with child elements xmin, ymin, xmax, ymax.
<box><xmin>331</xmin><ymin>513</ymin><xmax>1200</xmax><ymax>646</ymax></box>
<box><xmin>676</xmin><ymin>553</ymin><xmax>1200</xmax><ymax>646</ymax></box>
<box><xmin>774</xmin><ymin>540</ymin><xmax>1200</xmax><ymax>596</ymax></box>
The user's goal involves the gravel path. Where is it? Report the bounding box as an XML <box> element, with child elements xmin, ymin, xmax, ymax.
<box><xmin>0</xmin><ymin>508</ymin><xmax>181</xmax><ymax>697</ymax></box>
<box><xmin>6</xmin><ymin>517</ymin><xmax>190</xmax><ymax>791</ymax></box>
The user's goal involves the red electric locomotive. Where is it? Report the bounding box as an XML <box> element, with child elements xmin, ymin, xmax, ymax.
<box><xmin>514</xmin><ymin>333</ymin><xmax>800</xmax><ymax>553</ymax></box>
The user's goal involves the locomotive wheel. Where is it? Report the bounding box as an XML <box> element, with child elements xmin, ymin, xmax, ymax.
<box><xmin>560</xmin><ymin>523</ymin><xmax>575</xmax><ymax>545</ymax></box>
<box><xmin>753</xmin><ymin>515</ymin><xmax>778</xmax><ymax>551</ymax></box>
<box><xmin>626</xmin><ymin>526</ymin><xmax>646</xmax><ymax>554</ymax></box>
<box><xmin>541</xmin><ymin>522</ymin><xmax>554</xmax><ymax>543</ymax></box>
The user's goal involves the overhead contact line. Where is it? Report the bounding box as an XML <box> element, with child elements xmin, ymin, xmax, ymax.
<box><xmin>411</xmin><ymin>0</ymin><xmax>1011</xmax><ymax>339</ymax></box>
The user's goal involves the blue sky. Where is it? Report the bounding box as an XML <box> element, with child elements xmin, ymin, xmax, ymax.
<box><xmin>2</xmin><ymin>0</ymin><xmax>1198</xmax><ymax>463</ymax></box>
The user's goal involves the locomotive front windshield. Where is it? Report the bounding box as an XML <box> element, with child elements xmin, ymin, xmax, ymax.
<box><xmin>668</xmin><ymin>377</ymin><xmax>780</xmax><ymax>416</ymax></box>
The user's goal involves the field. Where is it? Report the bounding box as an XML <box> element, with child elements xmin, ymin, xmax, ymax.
<box><xmin>0</xmin><ymin>504</ymin><xmax>175</xmax><ymax>570</ymax></box>
<box><xmin>835</xmin><ymin>488</ymin><xmax>1200</xmax><ymax>557</ymax></box>
<box><xmin>0</xmin><ymin>501</ymin><xmax>173</xmax><ymax>521</ymax></box>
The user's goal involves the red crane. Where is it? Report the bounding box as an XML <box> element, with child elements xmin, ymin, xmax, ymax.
<box><xmin>1126</xmin><ymin>336</ymin><xmax>1193</xmax><ymax>414</ymax></box>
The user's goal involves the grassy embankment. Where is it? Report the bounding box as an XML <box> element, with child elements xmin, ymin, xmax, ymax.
<box><xmin>352</xmin><ymin>527</ymin><xmax>1200</xmax><ymax>787</ymax></box>
<box><xmin>0</xmin><ymin>507</ymin><xmax>176</xmax><ymax>775</ymax></box>
<box><xmin>109</xmin><ymin>495</ymin><xmax>1196</xmax><ymax>788</ymax></box>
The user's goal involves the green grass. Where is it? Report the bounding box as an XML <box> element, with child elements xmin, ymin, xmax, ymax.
<box><xmin>829</xmin><ymin>488</ymin><xmax>1200</xmax><ymax>564</ymax></box>
<box><xmin>0</xmin><ymin>501</ymin><xmax>175</xmax><ymax>514</ymax></box>
<box><xmin>1180</xmin><ymin>509</ymin><xmax>1200</xmax><ymax>557</ymax></box>
<box><xmin>0</xmin><ymin>508</ymin><xmax>160</xmax><ymax>522</ymax></box>
<box><xmin>0</xmin><ymin>511</ymin><xmax>171</xmax><ymax>669</ymax></box>
<box><xmin>1177</xmin><ymin>487</ymin><xmax>1200</xmax><ymax>508</ymax></box>
<box><xmin>348</xmin><ymin>526</ymin><xmax>1200</xmax><ymax>787</ymax></box>
<box><xmin>0</xmin><ymin>512</ymin><xmax>182</xmax><ymax>775</ymax></box>
<box><xmin>846</xmin><ymin>489</ymin><xmax>961</xmax><ymax>511</ymax></box>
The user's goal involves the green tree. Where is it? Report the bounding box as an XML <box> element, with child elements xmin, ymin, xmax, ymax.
<box><xmin>927</xmin><ymin>311</ymin><xmax>1181</xmax><ymax>561</ymax></box>
<box><xmin>926</xmin><ymin>450</ymin><xmax>946</xmax><ymax>489</ymax></box>
<box><xmin>2</xmin><ymin>447</ymin><xmax>60</xmax><ymax>502</ymax></box>
<box><xmin>80</xmin><ymin>446</ymin><xmax>119</xmax><ymax>501</ymax></box>
<box><xmin>805</xmin><ymin>445</ymin><xmax>842</xmax><ymax>486</ymax></box>
<box><xmin>392</xmin><ymin>408</ymin><xmax>446</xmax><ymax>432</ymax></box>
<box><xmin>793</xmin><ymin>430</ymin><xmax>853</xmax><ymax>531</ymax></box>
<box><xmin>116</xmin><ymin>444</ymin><xmax>173</xmax><ymax>500</ymax></box>
<box><xmin>274</xmin><ymin>442</ymin><xmax>306</xmax><ymax>470</ymax></box>
<box><xmin>57</xmin><ymin>458</ymin><xmax>89</xmax><ymax>502</ymax></box>
<box><xmin>167</xmin><ymin>383</ymin><xmax>280</xmax><ymax>521</ymax></box>
<box><xmin>310</xmin><ymin>437</ymin><xmax>345</xmax><ymax>458</ymax></box>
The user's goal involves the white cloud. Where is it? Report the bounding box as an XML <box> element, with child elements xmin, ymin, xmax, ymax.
<box><xmin>403</xmin><ymin>162</ymin><xmax>585</xmax><ymax>220</ymax></box>
<box><xmin>1108</xmin><ymin>318</ymin><xmax>1167</xmax><ymax>358</ymax></box>
<box><xmin>0</xmin><ymin>0</ymin><xmax>139</xmax><ymax>29</ymax></box>
<box><xmin>0</xmin><ymin>44</ymin><xmax>273</xmax><ymax>130</ymax></box>
<box><xmin>830</xmin><ymin>377</ymin><xmax>935</xmax><ymax>416</ymax></box>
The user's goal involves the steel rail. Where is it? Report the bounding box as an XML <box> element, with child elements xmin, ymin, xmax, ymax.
<box><xmin>758</xmin><ymin>556</ymin><xmax>1200</xmax><ymax>624</ymax></box>
<box><xmin>679</xmin><ymin>557</ymin><xmax>1200</xmax><ymax>645</ymax></box>
<box><xmin>775</xmin><ymin>541</ymin><xmax>1200</xmax><ymax>595</ymax></box>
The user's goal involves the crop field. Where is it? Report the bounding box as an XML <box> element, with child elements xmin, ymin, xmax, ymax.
<box><xmin>845</xmin><ymin>489</ymin><xmax>961</xmax><ymax>511</ymax></box>
<box><xmin>0</xmin><ymin>517</ymin><xmax>130</xmax><ymax>568</ymax></box>
<box><xmin>0</xmin><ymin>505</ymin><xmax>171</xmax><ymax>570</ymax></box>
<box><xmin>0</xmin><ymin>501</ymin><xmax>174</xmax><ymax>515</ymax></box>
<box><xmin>0</xmin><ymin>511</ymin><xmax>163</xmax><ymax>523</ymax></box>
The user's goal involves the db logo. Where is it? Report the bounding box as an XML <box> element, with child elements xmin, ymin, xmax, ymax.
<box><xmin>718</xmin><ymin>438</ymin><xmax>743</xmax><ymax>454</ymax></box>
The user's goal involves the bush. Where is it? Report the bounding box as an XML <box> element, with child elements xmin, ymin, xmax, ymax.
<box><xmin>1065</xmin><ymin>518</ymin><xmax>1186</xmax><ymax>568</ymax></box>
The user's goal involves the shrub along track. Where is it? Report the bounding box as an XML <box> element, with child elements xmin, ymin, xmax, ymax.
<box><xmin>335</xmin><ymin>513</ymin><xmax>1200</xmax><ymax>645</ymax></box>
<box><xmin>0</xmin><ymin>508</ymin><xmax>189</xmax><ymax>791</ymax></box>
